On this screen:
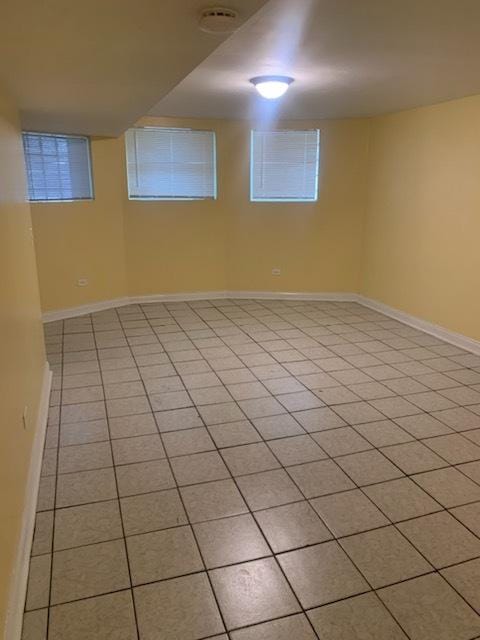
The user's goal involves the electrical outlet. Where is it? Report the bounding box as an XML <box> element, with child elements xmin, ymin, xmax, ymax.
<box><xmin>22</xmin><ymin>405</ymin><xmax>28</xmax><ymax>430</ymax></box>
<box><xmin>77</xmin><ymin>278</ymin><xmax>88</xmax><ymax>287</ymax></box>
<box><xmin>272</xmin><ymin>268</ymin><xmax>281</xmax><ymax>276</ymax></box>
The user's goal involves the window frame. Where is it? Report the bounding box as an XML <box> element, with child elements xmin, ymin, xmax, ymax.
<box><xmin>125</xmin><ymin>126</ymin><xmax>218</xmax><ymax>202</ymax></box>
<box><xmin>22</xmin><ymin>131</ymin><xmax>94</xmax><ymax>203</ymax></box>
<box><xmin>249</xmin><ymin>128</ymin><xmax>320</xmax><ymax>203</ymax></box>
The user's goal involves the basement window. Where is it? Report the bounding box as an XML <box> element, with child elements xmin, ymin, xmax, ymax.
<box><xmin>250</xmin><ymin>129</ymin><xmax>320</xmax><ymax>202</ymax></box>
<box><xmin>125</xmin><ymin>127</ymin><xmax>217</xmax><ymax>200</ymax></box>
<box><xmin>22</xmin><ymin>132</ymin><xmax>94</xmax><ymax>202</ymax></box>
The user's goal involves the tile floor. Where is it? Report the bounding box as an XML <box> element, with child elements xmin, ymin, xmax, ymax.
<box><xmin>23</xmin><ymin>298</ymin><xmax>480</xmax><ymax>639</ymax></box>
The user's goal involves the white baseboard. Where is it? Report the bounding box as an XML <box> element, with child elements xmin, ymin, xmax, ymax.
<box><xmin>42</xmin><ymin>297</ymin><xmax>129</xmax><ymax>322</ymax></box>
<box><xmin>225</xmin><ymin>290</ymin><xmax>357</xmax><ymax>301</ymax></box>
<box><xmin>42</xmin><ymin>291</ymin><xmax>357</xmax><ymax>321</ymax></box>
<box><xmin>4</xmin><ymin>363</ymin><xmax>52</xmax><ymax>640</ymax></box>
<box><xmin>358</xmin><ymin>295</ymin><xmax>480</xmax><ymax>356</ymax></box>
<box><xmin>128</xmin><ymin>291</ymin><xmax>227</xmax><ymax>304</ymax></box>
<box><xmin>41</xmin><ymin>291</ymin><xmax>480</xmax><ymax>356</ymax></box>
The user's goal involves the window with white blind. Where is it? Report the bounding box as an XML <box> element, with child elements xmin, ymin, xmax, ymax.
<box><xmin>22</xmin><ymin>132</ymin><xmax>93</xmax><ymax>202</ymax></box>
<box><xmin>250</xmin><ymin>129</ymin><xmax>320</xmax><ymax>202</ymax></box>
<box><xmin>125</xmin><ymin>127</ymin><xmax>217</xmax><ymax>200</ymax></box>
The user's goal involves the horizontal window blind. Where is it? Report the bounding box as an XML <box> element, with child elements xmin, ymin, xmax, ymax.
<box><xmin>250</xmin><ymin>129</ymin><xmax>320</xmax><ymax>202</ymax></box>
<box><xmin>126</xmin><ymin>127</ymin><xmax>216</xmax><ymax>200</ymax></box>
<box><xmin>22</xmin><ymin>132</ymin><xmax>93</xmax><ymax>202</ymax></box>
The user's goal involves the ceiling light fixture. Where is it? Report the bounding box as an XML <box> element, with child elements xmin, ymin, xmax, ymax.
<box><xmin>250</xmin><ymin>75</ymin><xmax>294</xmax><ymax>99</ymax></box>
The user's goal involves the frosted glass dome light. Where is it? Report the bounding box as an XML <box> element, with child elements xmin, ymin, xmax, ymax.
<box><xmin>250</xmin><ymin>75</ymin><xmax>294</xmax><ymax>99</ymax></box>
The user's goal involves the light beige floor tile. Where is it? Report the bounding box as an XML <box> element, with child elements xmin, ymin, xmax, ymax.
<box><xmin>331</xmin><ymin>402</ymin><xmax>385</xmax><ymax>425</ymax></box>
<box><xmin>252</xmin><ymin>414</ymin><xmax>305</xmax><ymax>439</ymax></box>
<box><xmin>364</xmin><ymin>477</ymin><xmax>441</xmax><ymax>522</ymax></box>
<box><xmin>432</xmin><ymin>407</ymin><xmax>480</xmax><ymax>432</ymax></box>
<box><xmin>312</xmin><ymin>427</ymin><xmax>372</xmax><ymax>457</ymax></box>
<box><xmin>278</xmin><ymin>541</ymin><xmax>369</xmax><ymax>609</ymax></box>
<box><xmin>170</xmin><ymin>450</ymin><xmax>229</xmax><ymax>485</ymax></box>
<box><xmin>194</xmin><ymin>514</ymin><xmax>270</xmax><ymax>568</ymax></box>
<box><xmin>22</xmin><ymin>609</ymin><xmax>48</xmax><ymax>640</ymax></box>
<box><xmin>423</xmin><ymin>433</ymin><xmax>480</xmax><ymax>464</ymax></box>
<box><xmin>134</xmin><ymin>573</ymin><xmax>225</xmax><ymax>640</ymax></box>
<box><xmin>56</xmin><ymin>468</ymin><xmax>117</xmax><ymax>507</ymax></box>
<box><xmin>340</xmin><ymin>526</ymin><xmax>432</xmax><ymax>588</ymax></box>
<box><xmin>115</xmin><ymin>459</ymin><xmax>174</xmax><ymax>496</ymax></box>
<box><xmin>378</xmin><ymin>573</ymin><xmax>480</xmax><ymax>640</ymax></box>
<box><xmin>112</xmin><ymin>434</ymin><xmax>165</xmax><ymax>465</ymax></box>
<box><xmin>120</xmin><ymin>489</ymin><xmax>187</xmax><ymax>536</ymax></box>
<box><xmin>149</xmin><ymin>390</ymin><xmax>192</xmax><ymax>411</ymax></box>
<box><xmin>48</xmin><ymin>591</ymin><xmax>137</xmax><ymax>640</ymax></box>
<box><xmin>198</xmin><ymin>402</ymin><xmax>246</xmax><ymax>425</ymax></box>
<box><xmin>106</xmin><ymin>396</ymin><xmax>150</xmax><ymax>418</ymax></box>
<box><xmin>31</xmin><ymin>511</ymin><xmax>54</xmax><ymax>556</ymax></box>
<box><xmin>450</xmin><ymin>501</ymin><xmax>480</xmax><ymax>537</ymax></box>
<box><xmin>62</xmin><ymin>385</ymin><xmax>104</xmax><ymax>405</ymax></box>
<box><xmin>61</xmin><ymin>401</ymin><xmax>106</xmax><ymax>424</ymax></box>
<box><xmin>292</xmin><ymin>407</ymin><xmax>347</xmax><ymax>432</ymax></box>
<box><xmin>144</xmin><ymin>376</ymin><xmax>184</xmax><ymax>395</ymax></box>
<box><xmin>380</xmin><ymin>441</ymin><xmax>447</xmax><ymax>474</ymax></box>
<box><xmin>398</xmin><ymin>511</ymin><xmax>480</xmax><ymax>568</ymax></box>
<box><xmin>51</xmin><ymin>539</ymin><xmax>130</xmax><ymax>604</ymax></box>
<box><xmin>208</xmin><ymin>420</ymin><xmax>262</xmax><ymax>447</ymax></box>
<box><xmin>237</xmin><ymin>469</ymin><xmax>304</xmax><ymax>510</ymax></box>
<box><xmin>277</xmin><ymin>391</ymin><xmax>324</xmax><ymax>412</ymax></box>
<box><xmin>227</xmin><ymin>381</ymin><xmax>270</xmax><ymax>400</ymax></box>
<box><xmin>403</xmin><ymin>391</ymin><xmax>456</xmax><ymax>412</ymax></box>
<box><xmin>288</xmin><ymin>459</ymin><xmax>355</xmax><ymax>498</ymax></box>
<box><xmin>109</xmin><ymin>413</ymin><xmax>157</xmax><ymax>439</ymax></box>
<box><xmin>155</xmin><ymin>407</ymin><xmax>203</xmax><ymax>432</ymax></box>
<box><xmin>36</xmin><ymin>476</ymin><xmax>56</xmax><ymax>512</ymax></box>
<box><xmin>127</xmin><ymin>525</ymin><xmax>203</xmax><ymax>585</ymax></box>
<box><xmin>221</xmin><ymin>442</ymin><xmax>280</xmax><ymax>476</ymax></box>
<box><xmin>181</xmin><ymin>479</ymin><xmax>248</xmax><ymax>523</ymax></box>
<box><xmin>441</xmin><ymin>558</ymin><xmax>480</xmax><ymax>613</ymax></box>
<box><xmin>335</xmin><ymin>450</ymin><xmax>403</xmax><ymax>486</ymax></box>
<box><xmin>311</xmin><ymin>489</ymin><xmax>389</xmax><ymax>537</ymax></box>
<box><xmin>229</xmin><ymin>614</ymin><xmax>317</xmax><ymax>640</ymax></box>
<box><xmin>54</xmin><ymin>500</ymin><xmax>122</xmax><ymax>550</ymax></box>
<box><xmin>238</xmin><ymin>397</ymin><xmax>286</xmax><ymax>419</ymax></box>
<box><xmin>267</xmin><ymin>435</ymin><xmax>326</xmax><ymax>466</ymax></box>
<box><xmin>58</xmin><ymin>441</ymin><xmax>112</xmax><ymax>474</ymax></box>
<box><xmin>162</xmin><ymin>427</ymin><xmax>215</xmax><ymax>456</ymax></box>
<box><xmin>369</xmin><ymin>397</ymin><xmax>422</xmax><ymax>418</ymax></box>
<box><xmin>354</xmin><ymin>420</ymin><xmax>413</xmax><ymax>447</ymax></box>
<box><xmin>255</xmin><ymin>501</ymin><xmax>332</xmax><ymax>552</ymax></box>
<box><xmin>210</xmin><ymin>557</ymin><xmax>300</xmax><ymax>629</ymax></box>
<box><xmin>413</xmin><ymin>467</ymin><xmax>480</xmax><ymax>507</ymax></box>
<box><xmin>308</xmin><ymin>592</ymin><xmax>408</xmax><ymax>639</ymax></box>
<box><xmin>60</xmin><ymin>418</ymin><xmax>109</xmax><ymax>446</ymax></box>
<box><xmin>25</xmin><ymin>555</ymin><xmax>51</xmax><ymax>611</ymax></box>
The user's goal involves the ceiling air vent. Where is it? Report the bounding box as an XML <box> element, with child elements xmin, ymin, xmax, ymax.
<box><xmin>199</xmin><ymin>7</ymin><xmax>238</xmax><ymax>34</ymax></box>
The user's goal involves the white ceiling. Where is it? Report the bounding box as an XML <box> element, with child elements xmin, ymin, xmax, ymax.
<box><xmin>150</xmin><ymin>0</ymin><xmax>480</xmax><ymax>120</ymax></box>
<box><xmin>0</xmin><ymin>0</ymin><xmax>268</xmax><ymax>135</ymax></box>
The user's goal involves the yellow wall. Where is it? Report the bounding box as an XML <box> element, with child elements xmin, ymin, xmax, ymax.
<box><xmin>31</xmin><ymin>136</ymin><xmax>127</xmax><ymax>311</ymax></box>
<box><xmin>32</xmin><ymin>116</ymin><xmax>370</xmax><ymax>306</ymax></box>
<box><xmin>362</xmin><ymin>94</ymin><xmax>480</xmax><ymax>341</ymax></box>
<box><xmin>225</xmin><ymin>119</ymin><xmax>368</xmax><ymax>292</ymax></box>
<box><xmin>0</xmin><ymin>87</ymin><xmax>46</xmax><ymax>632</ymax></box>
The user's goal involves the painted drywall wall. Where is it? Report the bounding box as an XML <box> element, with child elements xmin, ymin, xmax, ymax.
<box><xmin>0</xmin><ymin>86</ymin><xmax>46</xmax><ymax>634</ymax></box>
<box><xmin>31</xmin><ymin>136</ymin><xmax>128</xmax><ymax>312</ymax></box>
<box><xmin>225</xmin><ymin>118</ymin><xmax>369</xmax><ymax>292</ymax></box>
<box><xmin>126</xmin><ymin>116</ymin><xmax>369</xmax><ymax>296</ymax></box>
<box><xmin>362</xmin><ymin>94</ymin><xmax>480</xmax><ymax>341</ymax></box>
<box><xmin>32</xmin><ymin>115</ymin><xmax>370</xmax><ymax>308</ymax></box>
<box><xmin>123</xmin><ymin>117</ymin><xmax>229</xmax><ymax>297</ymax></box>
